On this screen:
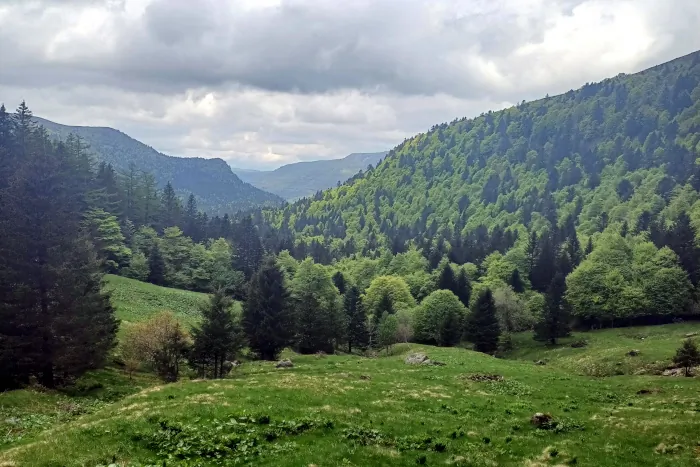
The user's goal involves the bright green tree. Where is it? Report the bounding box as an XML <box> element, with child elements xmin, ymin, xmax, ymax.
<box><xmin>413</xmin><ymin>290</ymin><xmax>467</xmax><ymax>346</ymax></box>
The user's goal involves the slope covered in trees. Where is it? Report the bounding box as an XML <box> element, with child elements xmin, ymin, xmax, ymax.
<box><xmin>234</xmin><ymin>151</ymin><xmax>387</xmax><ymax>200</ymax></box>
<box><xmin>33</xmin><ymin>117</ymin><xmax>283</xmax><ymax>215</ymax></box>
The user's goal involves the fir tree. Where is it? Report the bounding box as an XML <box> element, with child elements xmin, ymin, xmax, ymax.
<box><xmin>673</xmin><ymin>339</ymin><xmax>700</xmax><ymax>377</ymax></box>
<box><xmin>344</xmin><ymin>286</ymin><xmax>368</xmax><ymax>353</ymax></box>
<box><xmin>233</xmin><ymin>216</ymin><xmax>264</xmax><ymax>279</ymax></box>
<box><xmin>190</xmin><ymin>290</ymin><xmax>244</xmax><ymax>378</ymax></box>
<box><xmin>332</xmin><ymin>271</ymin><xmax>347</xmax><ymax>295</ymax></box>
<box><xmin>437</xmin><ymin>262</ymin><xmax>456</xmax><ymax>292</ymax></box>
<box><xmin>534</xmin><ymin>273</ymin><xmax>571</xmax><ymax>345</ymax></box>
<box><xmin>584</xmin><ymin>237</ymin><xmax>594</xmax><ymax>256</ymax></box>
<box><xmin>183</xmin><ymin>193</ymin><xmax>200</xmax><ymax>241</ymax></box>
<box><xmin>465</xmin><ymin>289</ymin><xmax>500</xmax><ymax>354</ymax></box>
<box><xmin>455</xmin><ymin>268</ymin><xmax>472</xmax><ymax>307</ymax></box>
<box><xmin>509</xmin><ymin>269</ymin><xmax>525</xmax><ymax>293</ymax></box>
<box><xmin>147</xmin><ymin>243</ymin><xmax>166</xmax><ymax>286</ymax></box>
<box><xmin>667</xmin><ymin>212</ymin><xmax>700</xmax><ymax>286</ymax></box>
<box><xmin>242</xmin><ymin>257</ymin><xmax>294</xmax><ymax>360</ymax></box>
<box><xmin>160</xmin><ymin>181</ymin><xmax>180</xmax><ymax>228</ymax></box>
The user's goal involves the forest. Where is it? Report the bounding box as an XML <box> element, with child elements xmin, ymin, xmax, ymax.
<box><xmin>2</xmin><ymin>50</ymin><xmax>700</xmax><ymax>390</ymax></box>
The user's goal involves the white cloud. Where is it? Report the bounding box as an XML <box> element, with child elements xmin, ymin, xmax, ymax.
<box><xmin>0</xmin><ymin>0</ymin><xmax>699</xmax><ymax>170</ymax></box>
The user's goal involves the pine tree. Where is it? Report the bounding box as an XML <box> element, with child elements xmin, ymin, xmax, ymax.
<box><xmin>667</xmin><ymin>212</ymin><xmax>700</xmax><ymax>286</ymax></box>
<box><xmin>0</xmin><ymin>113</ymin><xmax>118</xmax><ymax>388</ymax></box>
<box><xmin>465</xmin><ymin>289</ymin><xmax>500</xmax><ymax>354</ymax></box>
<box><xmin>183</xmin><ymin>193</ymin><xmax>200</xmax><ymax>241</ymax></box>
<box><xmin>509</xmin><ymin>269</ymin><xmax>525</xmax><ymax>293</ymax></box>
<box><xmin>673</xmin><ymin>339</ymin><xmax>700</xmax><ymax>377</ymax></box>
<box><xmin>437</xmin><ymin>262</ymin><xmax>456</xmax><ymax>292</ymax></box>
<box><xmin>84</xmin><ymin>208</ymin><xmax>131</xmax><ymax>273</ymax></box>
<box><xmin>147</xmin><ymin>243</ymin><xmax>166</xmax><ymax>286</ymax></box>
<box><xmin>332</xmin><ymin>271</ymin><xmax>347</xmax><ymax>295</ymax></box>
<box><xmin>344</xmin><ymin>286</ymin><xmax>368</xmax><ymax>353</ymax></box>
<box><xmin>534</xmin><ymin>273</ymin><xmax>571</xmax><ymax>345</ymax></box>
<box><xmin>455</xmin><ymin>268</ymin><xmax>472</xmax><ymax>307</ymax></box>
<box><xmin>530</xmin><ymin>232</ymin><xmax>557</xmax><ymax>292</ymax></box>
<box><xmin>233</xmin><ymin>216</ymin><xmax>264</xmax><ymax>279</ymax></box>
<box><xmin>242</xmin><ymin>257</ymin><xmax>294</xmax><ymax>360</ymax></box>
<box><xmin>584</xmin><ymin>237</ymin><xmax>594</xmax><ymax>256</ymax></box>
<box><xmin>190</xmin><ymin>290</ymin><xmax>244</xmax><ymax>378</ymax></box>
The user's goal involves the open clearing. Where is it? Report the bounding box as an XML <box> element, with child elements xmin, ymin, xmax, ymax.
<box><xmin>1</xmin><ymin>324</ymin><xmax>700</xmax><ymax>466</ymax></box>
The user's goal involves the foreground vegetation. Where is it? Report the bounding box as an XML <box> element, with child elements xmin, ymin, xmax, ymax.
<box><xmin>1</xmin><ymin>334</ymin><xmax>699</xmax><ymax>466</ymax></box>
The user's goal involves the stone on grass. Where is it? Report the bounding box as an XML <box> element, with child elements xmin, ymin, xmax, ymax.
<box><xmin>275</xmin><ymin>359</ymin><xmax>294</xmax><ymax>369</ymax></box>
<box><xmin>359</xmin><ymin>374</ymin><xmax>371</xmax><ymax>380</ymax></box>
<box><xmin>535</xmin><ymin>360</ymin><xmax>547</xmax><ymax>366</ymax></box>
<box><xmin>627</xmin><ymin>349</ymin><xmax>640</xmax><ymax>357</ymax></box>
<box><xmin>405</xmin><ymin>353</ymin><xmax>430</xmax><ymax>365</ymax></box>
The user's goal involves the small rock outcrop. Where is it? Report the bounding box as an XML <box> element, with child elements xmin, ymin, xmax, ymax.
<box><xmin>359</xmin><ymin>374</ymin><xmax>371</xmax><ymax>380</ymax></box>
<box><xmin>530</xmin><ymin>412</ymin><xmax>554</xmax><ymax>428</ymax></box>
<box><xmin>627</xmin><ymin>350</ymin><xmax>640</xmax><ymax>357</ymax></box>
<box><xmin>404</xmin><ymin>353</ymin><xmax>445</xmax><ymax>366</ymax></box>
<box><xmin>275</xmin><ymin>359</ymin><xmax>294</xmax><ymax>368</ymax></box>
<box><xmin>535</xmin><ymin>360</ymin><xmax>547</xmax><ymax>366</ymax></box>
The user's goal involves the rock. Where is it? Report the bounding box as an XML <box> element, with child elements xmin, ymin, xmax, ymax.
<box><xmin>428</xmin><ymin>360</ymin><xmax>446</xmax><ymax>366</ymax></box>
<box><xmin>530</xmin><ymin>412</ymin><xmax>554</xmax><ymax>428</ymax></box>
<box><xmin>467</xmin><ymin>374</ymin><xmax>504</xmax><ymax>382</ymax></box>
<box><xmin>535</xmin><ymin>360</ymin><xmax>547</xmax><ymax>366</ymax></box>
<box><xmin>275</xmin><ymin>359</ymin><xmax>294</xmax><ymax>369</ymax></box>
<box><xmin>315</xmin><ymin>351</ymin><xmax>327</xmax><ymax>358</ymax></box>
<box><xmin>685</xmin><ymin>332</ymin><xmax>699</xmax><ymax>338</ymax></box>
<box><xmin>359</xmin><ymin>374</ymin><xmax>371</xmax><ymax>380</ymax></box>
<box><xmin>627</xmin><ymin>350</ymin><xmax>640</xmax><ymax>357</ymax></box>
<box><xmin>405</xmin><ymin>353</ymin><xmax>430</xmax><ymax>365</ymax></box>
<box><xmin>570</xmin><ymin>339</ymin><xmax>587</xmax><ymax>348</ymax></box>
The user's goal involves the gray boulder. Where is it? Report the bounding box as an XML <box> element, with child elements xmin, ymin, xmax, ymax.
<box><xmin>275</xmin><ymin>359</ymin><xmax>294</xmax><ymax>369</ymax></box>
<box><xmin>405</xmin><ymin>353</ymin><xmax>430</xmax><ymax>365</ymax></box>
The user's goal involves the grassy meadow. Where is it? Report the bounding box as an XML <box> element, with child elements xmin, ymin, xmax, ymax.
<box><xmin>1</xmin><ymin>277</ymin><xmax>699</xmax><ymax>466</ymax></box>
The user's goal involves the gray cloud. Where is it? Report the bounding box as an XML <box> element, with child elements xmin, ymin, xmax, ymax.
<box><xmin>0</xmin><ymin>0</ymin><xmax>699</xmax><ymax>169</ymax></box>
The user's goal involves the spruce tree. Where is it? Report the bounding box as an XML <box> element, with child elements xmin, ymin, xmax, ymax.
<box><xmin>465</xmin><ymin>289</ymin><xmax>500</xmax><ymax>354</ymax></box>
<box><xmin>242</xmin><ymin>257</ymin><xmax>294</xmax><ymax>360</ymax></box>
<box><xmin>455</xmin><ymin>268</ymin><xmax>472</xmax><ymax>307</ymax></box>
<box><xmin>667</xmin><ymin>212</ymin><xmax>700</xmax><ymax>286</ymax></box>
<box><xmin>345</xmin><ymin>286</ymin><xmax>368</xmax><ymax>353</ymax></box>
<box><xmin>0</xmin><ymin>110</ymin><xmax>118</xmax><ymax>388</ymax></box>
<box><xmin>183</xmin><ymin>193</ymin><xmax>200</xmax><ymax>241</ymax></box>
<box><xmin>584</xmin><ymin>236</ymin><xmax>594</xmax><ymax>256</ymax></box>
<box><xmin>160</xmin><ymin>181</ymin><xmax>180</xmax><ymax>228</ymax></box>
<box><xmin>147</xmin><ymin>243</ymin><xmax>166</xmax><ymax>286</ymax></box>
<box><xmin>233</xmin><ymin>216</ymin><xmax>264</xmax><ymax>279</ymax></box>
<box><xmin>673</xmin><ymin>339</ymin><xmax>700</xmax><ymax>377</ymax></box>
<box><xmin>509</xmin><ymin>269</ymin><xmax>525</xmax><ymax>293</ymax></box>
<box><xmin>437</xmin><ymin>262</ymin><xmax>456</xmax><ymax>292</ymax></box>
<box><xmin>190</xmin><ymin>290</ymin><xmax>244</xmax><ymax>378</ymax></box>
<box><xmin>332</xmin><ymin>271</ymin><xmax>347</xmax><ymax>295</ymax></box>
<box><xmin>534</xmin><ymin>273</ymin><xmax>571</xmax><ymax>345</ymax></box>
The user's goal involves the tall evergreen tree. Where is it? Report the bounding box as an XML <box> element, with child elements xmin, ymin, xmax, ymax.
<box><xmin>233</xmin><ymin>216</ymin><xmax>264</xmax><ymax>279</ymax></box>
<box><xmin>344</xmin><ymin>286</ymin><xmax>368</xmax><ymax>353</ymax></box>
<box><xmin>190</xmin><ymin>290</ymin><xmax>244</xmax><ymax>378</ymax></box>
<box><xmin>242</xmin><ymin>257</ymin><xmax>294</xmax><ymax>360</ymax></box>
<box><xmin>667</xmin><ymin>212</ymin><xmax>700</xmax><ymax>286</ymax></box>
<box><xmin>332</xmin><ymin>271</ymin><xmax>347</xmax><ymax>295</ymax></box>
<box><xmin>530</xmin><ymin>232</ymin><xmax>557</xmax><ymax>292</ymax></box>
<box><xmin>465</xmin><ymin>289</ymin><xmax>500</xmax><ymax>354</ymax></box>
<box><xmin>584</xmin><ymin>236</ymin><xmax>594</xmax><ymax>256</ymax></box>
<box><xmin>455</xmin><ymin>268</ymin><xmax>472</xmax><ymax>308</ymax></box>
<box><xmin>534</xmin><ymin>273</ymin><xmax>571</xmax><ymax>345</ymax></box>
<box><xmin>147</xmin><ymin>243</ymin><xmax>166</xmax><ymax>286</ymax></box>
<box><xmin>509</xmin><ymin>269</ymin><xmax>525</xmax><ymax>293</ymax></box>
<box><xmin>160</xmin><ymin>181</ymin><xmax>180</xmax><ymax>228</ymax></box>
<box><xmin>0</xmin><ymin>111</ymin><xmax>118</xmax><ymax>388</ymax></box>
<box><xmin>183</xmin><ymin>193</ymin><xmax>200</xmax><ymax>241</ymax></box>
<box><xmin>437</xmin><ymin>262</ymin><xmax>456</xmax><ymax>292</ymax></box>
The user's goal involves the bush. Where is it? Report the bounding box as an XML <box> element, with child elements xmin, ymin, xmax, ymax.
<box><xmin>413</xmin><ymin>290</ymin><xmax>467</xmax><ymax>347</ymax></box>
<box><xmin>493</xmin><ymin>287</ymin><xmax>535</xmax><ymax>332</ymax></box>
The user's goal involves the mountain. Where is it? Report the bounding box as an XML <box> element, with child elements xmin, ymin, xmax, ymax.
<box><xmin>273</xmin><ymin>50</ymin><xmax>700</xmax><ymax>260</ymax></box>
<box><xmin>33</xmin><ymin>117</ymin><xmax>284</xmax><ymax>215</ymax></box>
<box><xmin>234</xmin><ymin>151</ymin><xmax>387</xmax><ymax>200</ymax></box>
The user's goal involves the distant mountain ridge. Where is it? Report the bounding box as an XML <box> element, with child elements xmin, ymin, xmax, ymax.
<box><xmin>33</xmin><ymin>117</ymin><xmax>284</xmax><ymax>215</ymax></box>
<box><xmin>234</xmin><ymin>151</ymin><xmax>387</xmax><ymax>200</ymax></box>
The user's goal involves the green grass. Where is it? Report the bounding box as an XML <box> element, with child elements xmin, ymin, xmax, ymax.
<box><xmin>2</xmin><ymin>338</ymin><xmax>700</xmax><ymax>466</ymax></box>
<box><xmin>105</xmin><ymin>274</ymin><xmax>210</xmax><ymax>327</ymax></box>
<box><xmin>507</xmin><ymin>322</ymin><xmax>700</xmax><ymax>376</ymax></box>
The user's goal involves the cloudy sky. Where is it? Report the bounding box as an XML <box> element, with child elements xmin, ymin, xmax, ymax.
<box><xmin>1</xmin><ymin>0</ymin><xmax>699</xmax><ymax>170</ymax></box>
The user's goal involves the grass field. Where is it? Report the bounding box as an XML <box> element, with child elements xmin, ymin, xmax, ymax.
<box><xmin>105</xmin><ymin>274</ymin><xmax>210</xmax><ymax>327</ymax></box>
<box><xmin>1</xmin><ymin>333</ymin><xmax>699</xmax><ymax>466</ymax></box>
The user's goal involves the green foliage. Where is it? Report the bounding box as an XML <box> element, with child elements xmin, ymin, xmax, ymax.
<box><xmin>84</xmin><ymin>208</ymin><xmax>131</xmax><ymax>273</ymax></box>
<box><xmin>673</xmin><ymin>339</ymin><xmax>700</xmax><ymax>376</ymax></box>
<box><xmin>413</xmin><ymin>290</ymin><xmax>467</xmax><ymax>346</ymax></box>
<box><xmin>466</xmin><ymin>289</ymin><xmax>501</xmax><ymax>354</ymax></box>
<box><xmin>344</xmin><ymin>286</ymin><xmax>369</xmax><ymax>352</ymax></box>
<box><xmin>377</xmin><ymin>313</ymin><xmax>399</xmax><ymax>353</ymax></box>
<box><xmin>122</xmin><ymin>251</ymin><xmax>149</xmax><ymax>281</ymax></box>
<box><xmin>363</xmin><ymin>275</ymin><xmax>416</xmax><ymax>319</ymax></box>
<box><xmin>534</xmin><ymin>273</ymin><xmax>572</xmax><ymax>345</ymax></box>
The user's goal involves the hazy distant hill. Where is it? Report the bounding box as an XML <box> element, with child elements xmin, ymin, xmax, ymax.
<box><xmin>234</xmin><ymin>152</ymin><xmax>387</xmax><ymax>200</ymax></box>
<box><xmin>33</xmin><ymin>117</ymin><xmax>283</xmax><ymax>215</ymax></box>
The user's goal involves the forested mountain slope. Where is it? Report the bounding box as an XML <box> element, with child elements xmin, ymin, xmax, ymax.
<box><xmin>273</xmin><ymin>51</ymin><xmax>700</xmax><ymax>259</ymax></box>
<box><xmin>234</xmin><ymin>151</ymin><xmax>387</xmax><ymax>200</ymax></box>
<box><xmin>34</xmin><ymin>117</ymin><xmax>284</xmax><ymax>215</ymax></box>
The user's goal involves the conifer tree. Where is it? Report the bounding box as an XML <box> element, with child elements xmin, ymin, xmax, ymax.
<box><xmin>332</xmin><ymin>271</ymin><xmax>347</xmax><ymax>295</ymax></box>
<box><xmin>509</xmin><ymin>269</ymin><xmax>525</xmax><ymax>293</ymax></box>
<box><xmin>584</xmin><ymin>236</ymin><xmax>594</xmax><ymax>256</ymax></box>
<box><xmin>344</xmin><ymin>286</ymin><xmax>368</xmax><ymax>353</ymax></box>
<box><xmin>667</xmin><ymin>212</ymin><xmax>700</xmax><ymax>286</ymax></box>
<box><xmin>160</xmin><ymin>181</ymin><xmax>180</xmax><ymax>228</ymax></box>
<box><xmin>242</xmin><ymin>257</ymin><xmax>294</xmax><ymax>360</ymax></box>
<box><xmin>455</xmin><ymin>268</ymin><xmax>472</xmax><ymax>307</ymax></box>
<box><xmin>84</xmin><ymin>208</ymin><xmax>131</xmax><ymax>273</ymax></box>
<box><xmin>673</xmin><ymin>339</ymin><xmax>700</xmax><ymax>377</ymax></box>
<box><xmin>534</xmin><ymin>273</ymin><xmax>571</xmax><ymax>345</ymax></box>
<box><xmin>233</xmin><ymin>216</ymin><xmax>264</xmax><ymax>279</ymax></box>
<box><xmin>465</xmin><ymin>289</ymin><xmax>500</xmax><ymax>354</ymax></box>
<box><xmin>437</xmin><ymin>262</ymin><xmax>456</xmax><ymax>292</ymax></box>
<box><xmin>147</xmin><ymin>243</ymin><xmax>166</xmax><ymax>286</ymax></box>
<box><xmin>190</xmin><ymin>290</ymin><xmax>244</xmax><ymax>378</ymax></box>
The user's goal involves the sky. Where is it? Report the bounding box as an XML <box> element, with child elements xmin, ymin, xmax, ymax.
<box><xmin>1</xmin><ymin>0</ymin><xmax>699</xmax><ymax>170</ymax></box>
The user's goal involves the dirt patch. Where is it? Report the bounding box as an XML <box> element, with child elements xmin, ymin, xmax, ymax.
<box><xmin>465</xmin><ymin>374</ymin><xmax>504</xmax><ymax>382</ymax></box>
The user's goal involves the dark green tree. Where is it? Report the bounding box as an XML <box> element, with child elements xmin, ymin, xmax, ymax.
<box><xmin>242</xmin><ymin>257</ymin><xmax>294</xmax><ymax>360</ymax></box>
<box><xmin>332</xmin><ymin>271</ymin><xmax>347</xmax><ymax>295</ymax></box>
<box><xmin>534</xmin><ymin>273</ymin><xmax>571</xmax><ymax>345</ymax></box>
<box><xmin>584</xmin><ymin>236</ymin><xmax>594</xmax><ymax>256</ymax></box>
<box><xmin>437</xmin><ymin>262</ymin><xmax>456</xmax><ymax>291</ymax></box>
<box><xmin>160</xmin><ymin>181</ymin><xmax>180</xmax><ymax>228</ymax></box>
<box><xmin>147</xmin><ymin>243</ymin><xmax>166</xmax><ymax>286</ymax></box>
<box><xmin>344</xmin><ymin>286</ymin><xmax>368</xmax><ymax>353</ymax></box>
<box><xmin>455</xmin><ymin>268</ymin><xmax>472</xmax><ymax>307</ymax></box>
<box><xmin>509</xmin><ymin>269</ymin><xmax>525</xmax><ymax>293</ymax></box>
<box><xmin>465</xmin><ymin>289</ymin><xmax>500</xmax><ymax>354</ymax></box>
<box><xmin>190</xmin><ymin>290</ymin><xmax>244</xmax><ymax>378</ymax></box>
<box><xmin>233</xmin><ymin>216</ymin><xmax>264</xmax><ymax>279</ymax></box>
<box><xmin>666</xmin><ymin>212</ymin><xmax>700</xmax><ymax>286</ymax></box>
<box><xmin>673</xmin><ymin>339</ymin><xmax>700</xmax><ymax>377</ymax></box>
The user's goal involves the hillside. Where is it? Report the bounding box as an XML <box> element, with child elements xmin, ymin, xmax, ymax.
<box><xmin>273</xmin><ymin>51</ymin><xmax>700</xmax><ymax>258</ymax></box>
<box><xmin>2</xmin><ymin>326</ymin><xmax>699</xmax><ymax>466</ymax></box>
<box><xmin>235</xmin><ymin>151</ymin><xmax>387</xmax><ymax>200</ymax></box>
<box><xmin>34</xmin><ymin>117</ymin><xmax>284</xmax><ymax>215</ymax></box>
